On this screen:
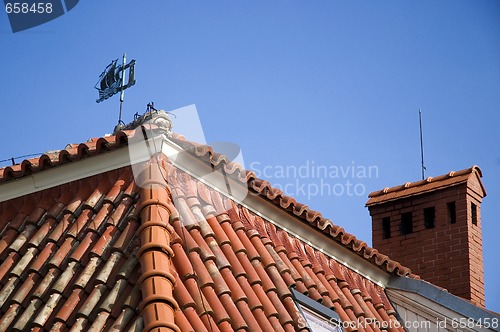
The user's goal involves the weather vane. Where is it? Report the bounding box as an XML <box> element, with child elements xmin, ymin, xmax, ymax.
<box><xmin>95</xmin><ymin>53</ymin><xmax>136</xmax><ymax>128</ymax></box>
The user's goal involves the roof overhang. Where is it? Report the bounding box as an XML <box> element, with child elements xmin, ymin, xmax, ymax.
<box><xmin>386</xmin><ymin>276</ymin><xmax>499</xmax><ymax>330</ymax></box>
<box><xmin>0</xmin><ymin>134</ymin><xmax>391</xmax><ymax>287</ymax></box>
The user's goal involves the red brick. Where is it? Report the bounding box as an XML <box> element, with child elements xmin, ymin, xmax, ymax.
<box><xmin>367</xmin><ymin>167</ymin><xmax>486</xmax><ymax>306</ymax></box>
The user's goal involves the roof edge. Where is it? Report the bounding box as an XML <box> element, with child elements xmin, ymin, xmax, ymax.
<box><xmin>469</xmin><ymin>167</ymin><xmax>487</xmax><ymax>198</ymax></box>
<box><xmin>387</xmin><ymin>276</ymin><xmax>500</xmax><ymax>321</ymax></box>
<box><xmin>0</xmin><ymin>128</ymin><xmax>415</xmax><ymax>281</ymax></box>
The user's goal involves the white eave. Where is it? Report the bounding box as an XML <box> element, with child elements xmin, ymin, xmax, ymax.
<box><xmin>0</xmin><ymin>134</ymin><xmax>391</xmax><ymax>287</ymax></box>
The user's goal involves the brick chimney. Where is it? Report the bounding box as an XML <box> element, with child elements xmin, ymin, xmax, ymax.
<box><xmin>366</xmin><ymin>166</ymin><xmax>487</xmax><ymax>307</ymax></box>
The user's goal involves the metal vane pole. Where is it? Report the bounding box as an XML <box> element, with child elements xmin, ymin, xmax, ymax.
<box><xmin>419</xmin><ymin>109</ymin><xmax>426</xmax><ymax>180</ymax></box>
<box><xmin>118</xmin><ymin>53</ymin><xmax>127</xmax><ymax>125</ymax></box>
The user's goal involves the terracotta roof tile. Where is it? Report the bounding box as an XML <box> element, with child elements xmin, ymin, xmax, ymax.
<box><xmin>1</xmin><ymin>129</ymin><xmax>413</xmax><ymax>279</ymax></box>
<box><xmin>168</xmin><ymin>134</ymin><xmax>415</xmax><ymax>278</ymax></box>
<box><xmin>0</xmin><ymin>128</ymin><xmax>413</xmax><ymax>331</ymax></box>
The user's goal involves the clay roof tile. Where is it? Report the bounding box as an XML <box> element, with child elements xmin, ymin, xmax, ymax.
<box><xmin>0</xmin><ymin>128</ymin><xmax>425</xmax><ymax>331</ymax></box>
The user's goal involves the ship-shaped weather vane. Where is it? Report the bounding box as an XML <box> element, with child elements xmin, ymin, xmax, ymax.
<box><xmin>95</xmin><ymin>53</ymin><xmax>136</xmax><ymax>129</ymax></box>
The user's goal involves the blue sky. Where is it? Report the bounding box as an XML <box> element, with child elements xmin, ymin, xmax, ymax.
<box><xmin>1</xmin><ymin>1</ymin><xmax>499</xmax><ymax>312</ymax></box>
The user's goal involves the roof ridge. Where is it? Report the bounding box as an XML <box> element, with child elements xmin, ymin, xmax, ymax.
<box><xmin>135</xmin><ymin>155</ymin><xmax>180</xmax><ymax>332</ymax></box>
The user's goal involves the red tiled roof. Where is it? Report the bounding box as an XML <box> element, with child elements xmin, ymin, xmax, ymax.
<box><xmin>0</xmin><ymin>128</ymin><xmax>411</xmax><ymax>331</ymax></box>
<box><xmin>167</xmin><ymin>134</ymin><xmax>414</xmax><ymax>278</ymax></box>
<box><xmin>0</xmin><ymin>130</ymin><xmax>414</xmax><ymax>278</ymax></box>
<box><xmin>0</xmin><ymin>131</ymin><xmax>131</xmax><ymax>183</ymax></box>
<box><xmin>366</xmin><ymin>166</ymin><xmax>486</xmax><ymax>206</ymax></box>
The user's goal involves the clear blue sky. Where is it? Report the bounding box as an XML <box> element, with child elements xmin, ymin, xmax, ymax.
<box><xmin>1</xmin><ymin>1</ymin><xmax>499</xmax><ymax>311</ymax></box>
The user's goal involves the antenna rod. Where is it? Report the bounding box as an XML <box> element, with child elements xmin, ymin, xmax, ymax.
<box><xmin>118</xmin><ymin>53</ymin><xmax>127</xmax><ymax>124</ymax></box>
<box><xmin>419</xmin><ymin>109</ymin><xmax>425</xmax><ymax>180</ymax></box>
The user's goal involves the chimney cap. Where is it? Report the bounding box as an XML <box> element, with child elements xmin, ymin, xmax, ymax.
<box><xmin>366</xmin><ymin>165</ymin><xmax>485</xmax><ymax>206</ymax></box>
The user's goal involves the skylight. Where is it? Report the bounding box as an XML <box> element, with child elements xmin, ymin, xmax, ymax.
<box><xmin>291</xmin><ymin>288</ymin><xmax>344</xmax><ymax>332</ymax></box>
